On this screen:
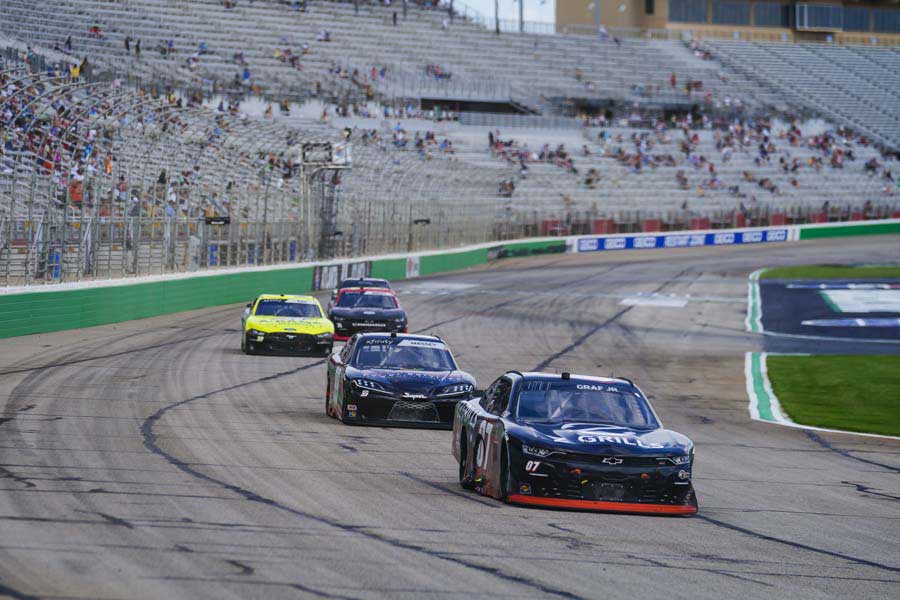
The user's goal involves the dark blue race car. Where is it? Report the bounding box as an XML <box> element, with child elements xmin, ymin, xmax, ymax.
<box><xmin>452</xmin><ymin>371</ymin><xmax>697</xmax><ymax>515</ymax></box>
<box><xmin>325</xmin><ymin>333</ymin><xmax>476</xmax><ymax>429</ymax></box>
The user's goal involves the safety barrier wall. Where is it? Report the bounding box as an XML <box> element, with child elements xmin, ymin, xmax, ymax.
<box><xmin>1</xmin><ymin>219</ymin><xmax>897</xmax><ymax>339</ymax></box>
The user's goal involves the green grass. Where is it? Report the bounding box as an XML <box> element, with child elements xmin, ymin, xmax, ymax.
<box><xmin>767</xmin><ymin>355</ymin><xmax>900</xmax><ymax>437</ymax></box>
<box><xmin>761</xmin><ymin>265</ymin><xmax>900</xmax><ymax>280</ymax></box>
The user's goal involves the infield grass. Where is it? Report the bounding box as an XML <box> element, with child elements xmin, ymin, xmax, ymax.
<box><xmin>766</xmin><ymin>355</ymin><xmax>900</xmax><ymax>437</ymax></box>
<box><xmin>761</xmin><ymin>265</ymin><xmax>900</xmax><ymax>280</ymax></box>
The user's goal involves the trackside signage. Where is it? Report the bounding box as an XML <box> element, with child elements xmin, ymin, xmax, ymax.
<box><xmin>571</xmin><ymin>227</ymin><xmax>796</xmax><ymax>254</ymax></box>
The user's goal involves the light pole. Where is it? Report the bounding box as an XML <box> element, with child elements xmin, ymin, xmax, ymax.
<box><xmin>495</xmin><ymin>0</ymin><xmax>500</xmax><ymax>34</ymax></box>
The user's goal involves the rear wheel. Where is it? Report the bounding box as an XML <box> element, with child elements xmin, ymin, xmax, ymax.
<box><xmin>458</xmin><ymin>433</ymin><xmax>475</xmax><ymax>490</ymax></box>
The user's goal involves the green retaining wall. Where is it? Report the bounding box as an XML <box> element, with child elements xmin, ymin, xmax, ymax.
<box><xmin>419</xmin><ymin>248</ymin><xmax>488</xmax><ymax>277</ymax></box>
<box><xmin>0</xmin><ymin>266</ymin><xmax>313</xmax><ymax>338</ymax></box>
<box><xmin>369</xmin><ymin>258</ymin><xmax>407</xmax><ymax>281</ymax></box>
<box><xmin>2</xmin><ymin>219</ymin><xmax>896</xmax><ymax>339</ymax></box>
<box><xmin>799</xmin><ymin>221</ymin><xmax>900</xmax><ymax>240</ymax></box>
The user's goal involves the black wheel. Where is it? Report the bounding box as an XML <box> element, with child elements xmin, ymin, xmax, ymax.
<box><xmin>325</xmin><ymin>377</ymin><xmax>333</xmax><ymax>417</ymax></box>
<box><xmin>499</xmin><ymin>442</ymin><xmax>512</xmax><ymax>502</ymax></box>
<box><xmin>245</xmin><ymin>341</ymin><xmax>258</xmax><ymax>356</ymax></box>
<box><xmin>321</xmin><ymin>344</ymin><xmax>333</xmax><ymax>357</ymax></box>
<box><xmin>458</xmin><ymin>432</ymin><xmax>475</xmax><ymax>490</ymax></box>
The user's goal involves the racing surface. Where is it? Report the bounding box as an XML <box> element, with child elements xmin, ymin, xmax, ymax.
<box><xmin>1</xmin><ymin>236</ymin><xmax>899</xmax><ymax>600</ymax></box>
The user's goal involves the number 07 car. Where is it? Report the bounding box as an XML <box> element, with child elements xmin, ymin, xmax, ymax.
<box><xmin>452</xmin><ymin>371</ymin><xmax>697</xmax><ymax>515</ymax></box>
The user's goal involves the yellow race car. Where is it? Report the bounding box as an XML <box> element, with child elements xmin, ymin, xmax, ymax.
<box><xmin>241</xmin><ymin>294</ymin><xmax>334</xmax><ymax>356</ymax></box>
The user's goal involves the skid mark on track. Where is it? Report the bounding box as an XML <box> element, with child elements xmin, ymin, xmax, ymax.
<box><xmin>531</xmin><ymin>268</ymin><xmax>691</xmax><ymax>371</ymax></box>
<box><xmin>141</xmin><ymin>362</ymin><xmax>588</xmax><ymax>600</ymax></box>
<box><xmin>842</xmin><ymin>481</ymin><xmax>900</xmax><ymax>502</ymax></box>
<box><xmin>804</xmin><ymin>431</ymin><xmax>900</xmax><ymax>474</ymax></box>
<box><xmin>400</xmin><ymin>472</ymin><xmax>500</xmax><ymax>508</ymax></box>
<box><xmin>697</xmin><ymin>515</ymin><xmax>900</xmax><ymax>574</ymax></box>
<box><xmin>0</xmin><ymin>581</ymin><xmax>36</xmax><ymax>600</ymax></box>
<box><xmin>224</xmin><ymin>559</ymin><xmax>254</xmax><ymax>576</ymax></box>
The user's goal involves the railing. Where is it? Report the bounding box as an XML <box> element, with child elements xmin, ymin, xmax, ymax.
<box><xmin>4</xmin><ymin>201</ymin><xmax>897</xmax><ymax>286</ymax></box>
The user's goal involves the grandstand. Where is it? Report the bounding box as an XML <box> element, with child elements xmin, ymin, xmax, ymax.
<box><xmin>0</xmin><ymin>0</ymin><xmax>898</xmax><ymax>285</ymax></box>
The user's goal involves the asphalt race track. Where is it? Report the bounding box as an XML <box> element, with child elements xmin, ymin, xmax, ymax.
<box><xmin>0</xmin><ymin>237</ymin><xmax>898</xmax><ymax>600</ymax></box>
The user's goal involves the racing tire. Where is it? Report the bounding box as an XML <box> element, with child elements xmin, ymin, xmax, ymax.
<box><xmin>325</xmin><ymin>377</ymin><xmax>333</xmax><ymax>418</ymax></box>
<box><xmin>458</xmin><ymin>433</ymin><xmax>475</xmax><ymax>490</ymax></box>
<box><xmin>245</xmin><ymin>342</ymin><xmax>259</xmax><ymax>356</ymax></box>
<box><xmin>499</xmin><ymin>443</ymin><xmax>512</xmax><ymax>503</ymax></box>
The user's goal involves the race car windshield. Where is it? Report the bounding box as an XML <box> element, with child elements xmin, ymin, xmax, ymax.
<box><xmin>254</xmin><ymin>300</ymin><xmax>321</xmax><ymax>318</ymax></box>
<box><xmin>353</xmin><ymin>340</ymin><xmax>456</xmax><ymax>371</ymax></box>
<box><xmin>515</xmin><ymin>382</ymin><xmax>659</xmax><ymax>429</ymax></box>
<box><xmin>338</xmin><ymin>293</ymin><xmax>398</xmax><ymax>309</ymax></box>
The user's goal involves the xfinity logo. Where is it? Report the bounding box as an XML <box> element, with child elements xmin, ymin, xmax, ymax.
<box><xmin>602</xmin><ymin>457</ymin><xmax>623</xmax><ymax>465</ymax></box>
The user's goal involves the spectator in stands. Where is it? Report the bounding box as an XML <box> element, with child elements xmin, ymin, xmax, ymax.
<box><xmin>316</xmin><ymin>29</ymin><xmax>331</xmax><ymax>42</ymax></box>
<box><xmin>393</xmin><ymin>11</ymin><xmax>398</xmax><ymax>25</ymax></box>
<box><xmin>125</xmin><ymin>36</ymin><xmax>131</xmax><ymax>53</ymax></box>
<box><xmin>135</xmin><ymin>40</ymin><xmax>141</xmax><ymax>61</ymax></box>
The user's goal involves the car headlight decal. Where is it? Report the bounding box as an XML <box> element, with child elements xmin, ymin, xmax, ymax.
<box><xmin>436</xmin><ymin>383</ymin><xmax>473</xmax><ymax>397</ymax></box>
<box><xmin>352</xmin><ymin>379</ymin><xmax>389</xmax><ymax>393</ymax></box>
<box><xmin>522</xmin><ymin>444</ymin><xmax>554</xmax><ymax>458</ymax></box>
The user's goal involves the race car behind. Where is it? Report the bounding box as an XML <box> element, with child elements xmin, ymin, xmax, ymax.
<box><xmin>326</xmin><ymin>333</ymin><xmax>475</xmax><ymax>428</ymax></box>
<box><xmin>242</xmin><ymin>294</ymin><xmax>334</xmax><ymax>355</ymax></box>
<box><xmin>328</xmin><ymin>287</ymin><xmax>407</xmax><ymax>341</ymax></box>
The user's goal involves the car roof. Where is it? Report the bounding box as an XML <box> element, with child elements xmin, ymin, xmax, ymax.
<box><xmin>340</xmin><ymin>277</ymin><xmax>388</xmax><ymax>285</ymax></box>
<box><xmin>257</xmin><ymin>293</ymin><xmax>318</xmax><ymax>302</ymax></box>
<box><xmin>508</xmin><ymin>371</ymin><xmax>635</xmax><ymax>386</ymax></box>
<box><xmin>337</xmin><ymin>287</ymin><xmax>395</xmax><ymax>295</ymax></box>
<box><xmin>355</xmin><ymin>333</ymin><xmax>443</xmax><ymax>343</ymax></box>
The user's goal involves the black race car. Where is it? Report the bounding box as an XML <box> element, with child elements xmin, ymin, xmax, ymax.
<box><xmin>325</xmin><ymin>333</ymin><xmax>475</xmax><ymax>428</ymax></box>
<box><xmin>328</xmin><ymin>287</ymin><xmax>407</xmax><ymax>341</ymax></box>
<box><xmin>452</xmin><ymin>371</ymin><xmax>697</xmax><ymax>515</ymax></box>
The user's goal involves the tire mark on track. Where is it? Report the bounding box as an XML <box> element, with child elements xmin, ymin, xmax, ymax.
<box><xmin>400</xmin><ymin>472</ymin><xmax>501</xmax><ymax>508</ymax></box>
<box><xmin>141</xmin><ymin>362</ymin><xmax>587</xmax><ymax>600</ymax></box>
<box><xmin>0</xmin><ymin>330</ymin><xmax>231</xmax><ymax>378</ymax></box>
<box><xmin>804</xmin><ymin>431</ymin><xmax>900</xmax><ymax>474</ymax></box>
<box><xmin>696</xmin><ymin>515</ymin><xmax>900</xmax><ymax>574</ymax></box>
<box><xmin>531</xmin><ymin>269</ymin><xmax>691</xmax><ymax>371</ymax></box>
<box><xmin>0</xmin><ymin>581</ymin><xmax>36</xmax><ymax>600</ymax></box>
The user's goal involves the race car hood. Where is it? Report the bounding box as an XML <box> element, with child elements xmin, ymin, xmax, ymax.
<box><xmin>329</xmin><ymin>307</ymin><xmax>407</xmax><ymax>320</ymax></box>
<box><xmin>245</xmin><ymin>316</ymin><xmax>334</xmax><ymax>334</ymax></box>
<box><xmin>350</xmin><ymin>368</ymin><xmax>473</xmax><ymax>394</ymax></box>
<box><xmin>507</xmin><ymin>422</ymin><xmax>693</xmax><ymax>456</ymax></box>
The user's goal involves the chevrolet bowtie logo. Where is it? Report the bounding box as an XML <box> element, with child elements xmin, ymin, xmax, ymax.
<box><xmin>602</xmin><ymin>457</ymin><xmax>624</xmax><ymax>465</ymax></box>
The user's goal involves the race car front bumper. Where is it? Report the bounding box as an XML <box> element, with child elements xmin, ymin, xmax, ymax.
<box><xmin>507</xmin><ymin>495</ymin><xmax>697</xmax><ymax>514</ymax></box>
<box><xmin>340</xmin><ymin>391</ymin><xmax>467</xmax><ymax>429</ymax></box>
<box><xmin>507</xmin><ymin>447</ymin><xmax>698</xmax><ymax>514</ymax></box>
<box><xmin>246</xmin><ymin>331</ymin><xmax>332</xmax><ymax>354</ymax></box>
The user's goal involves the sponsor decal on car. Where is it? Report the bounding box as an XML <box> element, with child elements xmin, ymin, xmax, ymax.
<box><xmin>397</xmin><ymin>339</ymin><xmax>447</xmax><ymax>349</ymax></box>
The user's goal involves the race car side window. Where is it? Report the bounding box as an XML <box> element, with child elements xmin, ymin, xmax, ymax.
<box><xmin>340</xmin><ymin>338</ymin><xmax>354</xmax><ymax>363</ymax></box>
<box><xmin>480</xmin><ymin>380</ymin><xmax>499</xmax><ymax>413</ymax></box>
<box><xmin>481</xmin><ymin>377</ymin><xmax>511</xmax><ymax>415</ymax></box>
<box><xmin>495</xmin><ymin>378</ymin><xmax>512</xmax><ymax>415</ymax></box>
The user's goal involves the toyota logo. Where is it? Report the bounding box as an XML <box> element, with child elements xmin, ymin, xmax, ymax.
<box><xmin>602</xmin><ymin>457</ymin><xmax>623</xmax><ymax>465</ymax></box>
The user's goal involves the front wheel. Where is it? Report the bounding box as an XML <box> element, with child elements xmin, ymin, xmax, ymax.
<box><xmin>499</xmin><ymin>443</ymin><xmax>513</xmax><ymax>502</ymax></box>
<box><xmin>458</xmin><ymin>432</ymin><xmax>475</xmax><ymax>490</ymax></box>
